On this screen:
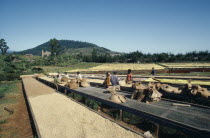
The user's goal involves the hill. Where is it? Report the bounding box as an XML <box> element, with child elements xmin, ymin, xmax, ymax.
<box><xmin>18</xmin><ymin>40</ymin><xmax>116</xmax><ymax>56</ymax></box>
<box><xmin>7</xmin><ymin>50</ymin><xmax>15</xmax><ymax>54</ymax></box>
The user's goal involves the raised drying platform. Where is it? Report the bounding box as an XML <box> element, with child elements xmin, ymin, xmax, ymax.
<box><xmin>22</xmin><ymin>77</ymin><xmax>143</xmax><ymax>138</ymax></box>
<box><xmin>86</xmin><ymin>78</ymin><xmax>210</xmax><ymax>106</ymax></box>
<box><xmin>37</xmin><ymin>77</ymin><xmax>210</xmax><ymax>137</ymax></box>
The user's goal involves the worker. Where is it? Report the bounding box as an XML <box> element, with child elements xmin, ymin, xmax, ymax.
<box><xmin>111</xmin><ymin>71</ymin><xmax>119</xmax><ymax>86</ymax></box>
<box><xmin>64</xmin><ymin>72</ymin><xmax>69</xmax><ymax>78</ymax></box>
<box><xmin>57</xmin><ymin>73</ymin><xmax>62</xmax><ymax>80</ymax></box>
<box><xmin>54</xmin><ymin>75</ymin><xmax>59</xmax><ymax>83</ymax></box>
<box><xmin>53</xmin><ymin>73</ymin><xmax>61</xmax><ymax>90</ymax></box>
<box><xmin>104</xmin><ymin>72</ymin><xmax>111</xmax><ymax>87</ymax></box>
<box><xmin>126</xmin><ymin>69</ymin><xmax>132</xmax><ymax>84</ymax></box>
<box><xmin>151</xmin><ymin>67</ymin><xmax>156</xmax><ymax>76</ymax></box>
<box><xmin>76</xmin><ymin>72</ymin><xmax>82</xmax><ymax>79</ymax></box>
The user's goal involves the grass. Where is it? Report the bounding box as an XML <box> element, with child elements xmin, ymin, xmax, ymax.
<box><xmin>0</xmin><ymin>81</ymin><xmax>18</xmax><ymax>99</ymax></box>
<box><xmin>0</xmin><ymin>81</ymin><xmax>19</xmax><ymax>122</ymax></box>
<box><xmin>0</xmin><ymin>119</ymin><xmax>7</xmax><ymax>124</ymax></box>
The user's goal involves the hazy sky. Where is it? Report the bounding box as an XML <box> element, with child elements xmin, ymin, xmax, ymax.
<box><xmin>0</xmin><ymin>0</ymin><xmax>210</xmax><ymax>54</ymax></box>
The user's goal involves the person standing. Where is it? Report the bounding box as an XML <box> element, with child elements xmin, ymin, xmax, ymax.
<box><xmin>126</xmin><ymin>69</ymin><xmax>132</xmax><ymax>84</ymax></box>
<box><xmin>64</xmin><ymin>72</ymin><xmax>69</xmax><ymax>78</ymax></box>
<box><xmin>54</xmin><ymin>73</ymin><xmax>61</xmax><ymax>89</ymax></box>
<box><xmin>111</xmin><ymin>71</ymin><xmax>119</xmax><ymax>86</ymax></box>
<box><xmin>151</xmin><ymin>67</ymin><xmax>156</xmax><ymax>76</ymax></box>
<box><xmin>76</xmin><ymin>72</ymin><xmax>82</xmax><ymax>79</ymax></box>
<box><xmin>57</xmin><ymin>73</ymin><xmax>62</xmax><ymax>80</ymax></box>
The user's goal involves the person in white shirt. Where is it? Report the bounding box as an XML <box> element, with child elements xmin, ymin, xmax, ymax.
<box><xmin>64</xmin><ymin>72</ymin><xmax>69</xmax><ymax>78</ymax></box>
<box><xmin>58</xmin><ymin>73</ymin><xmax>62</xmax><ymax>80</ymax></box>
<box><xmin>76</xmin><ymin>72</ymin><xmax>82</xmax><ymax>79</ymax></box>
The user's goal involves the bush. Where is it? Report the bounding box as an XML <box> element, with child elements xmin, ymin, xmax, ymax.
<box><xmin>0</xmin><ymin>91</ymin><xmax>5</xmax><ymax>98</ymax></box>
<box><xmin>0</xmin><ymin>85</ymin><xmax>7</xmax><ymax>98</ymax></box>
<box><xmin>32</xmin><ymin>67</ymin><xmax>44</xmax><ymax>73</ymax></box>
<box><xmin>3</xmin><ymin>66</ymin><xmax>15</xmax><ymax>73</ymax></box>
<box><xmin>0</xmin><ymin>73</ymin><xmax>20</xmax><ymax>81</ymax></box>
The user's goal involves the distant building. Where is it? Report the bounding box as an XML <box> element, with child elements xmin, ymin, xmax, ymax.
<box><xmin>110</xmin><ymin>53</ymin><xmax>121</xmax><ymax>56</ymax></box>
<box><xmin>25</xmin><ymin>54</ymin><xmax>33</xmax><ymax>58</ymax></box>
<box><xmin>12</xmin><ymin>58</ymin><xmax>21</xmax><ymax>63</ymax></box>
<box><xmin>27</xmin><ymin>59</ymin><xmax>35</xmax><ymax>62</ymax></box>
<box><xmin>42</xmin><ymin>50</ymin><xmax>51</xmax><ymax>57</ymax></box>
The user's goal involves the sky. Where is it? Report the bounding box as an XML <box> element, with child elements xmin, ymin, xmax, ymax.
<box><xmin>0</xmin><ymin>0</ymin><xmax>210</xmax><ymax>54</ymax></box>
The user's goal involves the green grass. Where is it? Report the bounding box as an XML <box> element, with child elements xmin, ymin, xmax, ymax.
<box><xmin>0</xmin><ymin>119</ymin><xmax>7</xmax><ymax>124</ymax></box>
<box><xmin>0</xmin><ymin>81</ymin><xmax>19</xmax><ymax>119</ymax></box>
<box><xmin>0</xmin><ymin>98</ymin><xmax>17</xmax><ymax>104</ymax></box>
<box><xmin>0</xmin><ymin>82</ymin><xmax>17</xmax><ymax>99</ymax></box>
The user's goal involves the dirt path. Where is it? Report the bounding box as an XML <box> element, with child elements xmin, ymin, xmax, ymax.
<box><xmin>0</xmin><ymin>82</ymin><xmax>33</xmax><ymax>138</ymax></box>
<box><xmin>22</xmin><ymin>77</ymin><xmax>143</xmax><ymax>138</ymax></box>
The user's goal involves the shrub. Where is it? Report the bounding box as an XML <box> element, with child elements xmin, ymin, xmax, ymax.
<box><xmin>32</xmin><ymin>67</ymin><xmax>44</xmax><ymax>73</ymax></box>
<box><xmin>0</xmin><ymin>73</ymin><xmax>20</xmax><ymax>81</ymax></box>
<box><xmin>3</xmin><ymin>66</ymin><xmax>15</xmax><ymax>73</ymax></box>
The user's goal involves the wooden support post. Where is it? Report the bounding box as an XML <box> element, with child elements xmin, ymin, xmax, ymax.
<box><xmin>154</xmin><ymin>123</ymin><xmax>159</xmax><ymax>137</ymax></box>
<box><xmin>64</xmin><ymin>89</ymin><xmax>67</xmax><ymax>95</ymax></box>
<box><xmin>130</xmin><ymin>113</ymin><xmax>133</xmax><ymax>124</ymax></box>
<box><xmin>72</xmin><ymin>92</ymin><xmax>75</xmax><ymax>99</ymax></box>
<box><xmin>119</xmin><ymin>109</ymin><xmax>123</xmax><ymax>121</ymax></box>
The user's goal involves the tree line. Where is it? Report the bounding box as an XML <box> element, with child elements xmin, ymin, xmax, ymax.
<box><xmin>41</xmin><ymin>38</ymin><xmax>210</xmax><ymax>66</ymax></box>
<box><xmin>75</xmin><ymin>50</ymin><xmax>210</xmax><ymax>63</ymax></box>
<box><xmin>1</xmin><ymin>38</ymin><xmax>210</xmax><ymax>67</ymax></box>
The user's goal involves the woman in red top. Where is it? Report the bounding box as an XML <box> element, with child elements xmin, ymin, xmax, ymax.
<box><xmin>126</xmin><ymin>69</ymin><xmax>132</xmax><ymax>84</ymax></box>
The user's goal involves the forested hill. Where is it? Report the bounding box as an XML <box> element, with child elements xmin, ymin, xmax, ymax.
<box><xmin>18</xmin><ymin>40</ymin><xmax>115</xmax><ymax>56</ymax></box>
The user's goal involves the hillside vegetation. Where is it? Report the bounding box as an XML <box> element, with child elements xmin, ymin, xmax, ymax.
<box><xmin>0</xmin><ymin>55</ymin><xmax>43</xmax><ymax>81</ymax></box>
<box><xmin>17</xmin><ymin>39</ymin><xmax>210</xmax><ymax>63</ymax></box>
<box><xmin>18</xmin><ymin>40</ymin><xmax>115</xmax><ymax>56</ymax></box>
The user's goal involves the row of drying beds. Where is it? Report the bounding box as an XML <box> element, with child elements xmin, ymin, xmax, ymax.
<box><xmin>36</xmin><ymin>77</ymin><xmax>210</xmax><ymax>137</ymax></box>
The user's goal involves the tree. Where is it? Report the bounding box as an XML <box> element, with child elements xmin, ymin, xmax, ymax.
<box><xmin>49</xmin><ymin>38</ymin><xmax>60</xmax><ymax>66</ymax></box>
<box><xmin>0</xmin><ymin>39</ymin><xmax>9</xmax><ymax>55</ymax></box>
<box><xmin>91</xmin><ymin>48</ymin><xmax>98</xmax><ymax>62</ymax></box>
